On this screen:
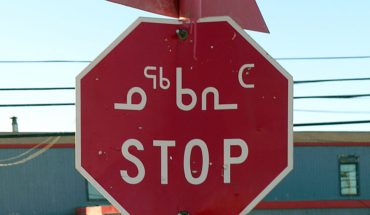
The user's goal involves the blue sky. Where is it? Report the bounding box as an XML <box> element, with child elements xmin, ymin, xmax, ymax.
<box><xmin>0</xmin><ymin>0</ymin><xmax>369</xmax><ymax>132</ymax></box>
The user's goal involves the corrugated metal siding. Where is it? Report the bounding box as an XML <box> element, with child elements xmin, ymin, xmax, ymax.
<box><xmin>0</xmin><ymin>148</ymin><xmax>87</xmax><ymax>215</ymax></box>
<box><xmin>265</xmin><ymin>146</ymin><xmax>370</xmax><ymax>201</ymax></box>
<box><xmin>251</xmin><ymin>208</ymin><xmax>370</xmax><ymax>215</ymax></box>
<box><xmin>1</xmin><ymin>133</ymin><xmax>370</xmax><ymax>214</ymax></box>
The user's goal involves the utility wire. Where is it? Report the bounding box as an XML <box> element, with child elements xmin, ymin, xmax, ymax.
<box><xmin>0</xmin><ymin>87</ymin><xmax>74</xmax><ymax>91</ymax></box>
<box><xmin>0</xmin><ymin>55</ymin><xmax>369</xmax><ymax>64</ymax></box>
<box><xmin>295</xmin><ymin>109</ymin><xmax>370</xmax><ymax>114</ymax></box>
<box><xmin>0</xmin><ymin>137</ymin><xmax>52</xmax><ymax>162</ymax></box>
<box><xmin>1</xmin><ymin>93</ymin><xmax>370</xmax><ymax>107</ymax></box>
<box><xmin>294</xmin><ymin>77</ymin><xmax>370</xmax><ymax>84</ymax></box>
<box><xmin>1</xmin><ymin>77</ymin><xmax>370</xmax><ymax>92</ymax></box>
<box><xmin>2</xmin><ymin>102</ymin><xmax>370</xmax><ymax>116</ymax></box>
<box><xmin>294</xmin><ymin>120</ymin><xmax>370</xmax><ymax>127</ymax></box>
<box><xmin>294</xmin><ymin>94</ymin><xmax>370</xmax><ymax>99</ymax></box>
<box><xmin>0</xmin><ymin>103</ymin><xmax>74</xmax><ymax>107</ymax></box>
<box><xmin>0</xmin><ymin>100</ymin><xmax>368</xmax><ymax>127</ymax></box>
<box><xmin>275</xmin><ymin>56</ymin><xmax>370</xmax><ymax>61</ymax></box>
<box><xmin>0</xmin><ymin>132</ymin><xmax>74</xmax><ymax>138</ymax></box>
<box><xmin>0</xmin><ymin>136</ymin><xmax>61</xmax><ymax>167</ymax></box>
<box><xmin>0</xmin><ymin>60</ymin><xmax>91</xmax><ymax>63</ymax></box>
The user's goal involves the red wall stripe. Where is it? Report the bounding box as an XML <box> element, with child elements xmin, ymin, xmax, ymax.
<box><xmin>0</xmin><ymin>143</ymin><xmax>75</xmax><ymax>149</ymax></box>
<box><xmin>256</xmin><ymin>200</ymin><xmax>370</xmax><ymax>209</ymax></box>
<box><xmin>75</xmin><ymin>200</ymin><xmax>370</xmax><ymax>214</ymax></box>
<box><xmin>1</xmin><ymin>142</ymin><xmax>370</xmax><ymax>149</ymax></box>
<box><xmin>295</xmin><ymin>142</ymin><xmax>370</xmax><ymax>147</ymax></box>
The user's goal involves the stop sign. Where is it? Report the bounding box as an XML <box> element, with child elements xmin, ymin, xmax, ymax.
<box><xmin>76</xmin><ymin>17</ymin><xmax>293</xmax><ymax>215</ymax></box>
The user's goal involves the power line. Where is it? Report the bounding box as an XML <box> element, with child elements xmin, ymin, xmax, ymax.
<box><xmin>276</xmin><ymin>56</ymin><xmax>370</xmax><ymax>61</ymax></box>
<box><xmin>0</xmin><ymin>102</ymin><xmax>369</xmax><ymax>127</ymax></box>
<box><xmin>0</xmin><ymin>136</ymin><xmax>61</xmax><ymax>167</ymax></box>
<box><xmin>0</xmin><ymin>103</ymin><xmax>74</xmax><ymax>107</ymax></box>
<box><xmin>0</xmin><ymin>60</ymin><xmax>91</xmax><ymax>63</ymax></box>
<box><xmin>2</xmin><ymin>101</ymin><xmax>370</xmax><ymax>115</ymax></box>
<box><xmin>0</xmin><ymin>87</ymin><xmax>74</xmax><ymax>91</ymax></box>
<box><xmin>294</xmin><ymin>94</ymin><xmax>370</xmax><ymax>99</ymax></box>
<box><xmin>0</xmin><ymin>132</ymin><xmax>74</xmax><ymax>138</ymax></box>
<box><xmin>295</xmin><ymin>109</ymin><xmax>370</xmax><ymax>114</ymax></box>
<box><xmin>0</xmin><ymin>55</ymin><xmax>369</xmax><ymax>64</ymax></box>
<box><xmin>1</xmin><ymin>93</ymin><xmax>370</xmax><ymax>107</ymax></box>
<box><xmin>294</xmin><ymin>120</ymin><xmax>370</xmax><ymax>127</ymax></box>
<box><xmin>294</xmin><ymin>77</ymin><xmax>370</xmax><ymax>84</ymax></box>
<box><xmin>1</xmin><ymin>77</ymin><xmax>370</xmax><ymax>92</ymax></box>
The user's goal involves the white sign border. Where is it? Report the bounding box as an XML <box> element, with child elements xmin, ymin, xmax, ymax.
<box><xmin>199</xmin><ymin>16</ymin><xmax>294</xmax><ymax>215</ymax></box>
<box><xmin>76</xmin><ymin>17</ymin><xmax>182</xmax><ymax>215</ymax></box>
<box><xmin>75</xmin><ymin>16</ymin><xmax>294</xmax><ymax>215</ymax></box>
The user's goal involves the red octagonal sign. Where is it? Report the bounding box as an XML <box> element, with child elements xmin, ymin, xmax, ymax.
<box><xmin>76</xmin><ymin>17</ymin><xmax>293</xmax><ymax>215</ymax></box>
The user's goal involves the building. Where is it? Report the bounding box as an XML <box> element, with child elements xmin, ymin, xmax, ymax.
<box><xmin>0</xmin><ymin>132</ymin><xmax>369</xmax><ymax>214</ymax></box>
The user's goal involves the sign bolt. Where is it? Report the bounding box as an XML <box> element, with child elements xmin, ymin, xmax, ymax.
<box><xmin>178</xmin><ymin>211</ymin><xmax>189</xmax><ymax>215</ymax></box>
<box><xmin>176</xmin><ymin>29</ymin><xmax>188</xmax><ymax>40</ymax></box>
